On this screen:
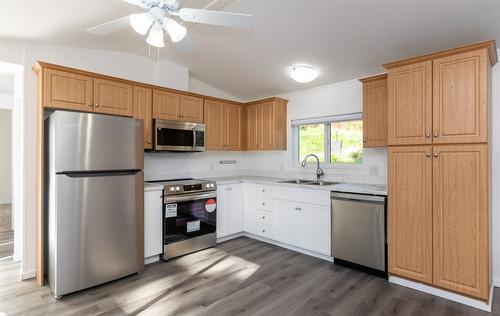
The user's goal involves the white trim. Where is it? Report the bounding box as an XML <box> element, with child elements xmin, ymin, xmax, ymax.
<box><xmin>291</xmin><ymin>112</ymin><xmax>362</xmax><ymax>126</ymax></box>
<box><xmin>0</xmin><ymin>200</ymin><xmax>11</xmax><ymax>204</ymax></box>
<box><xmin>216</xmin><ymin>232</ymin><xmax>244</xmax><ymax>243</ymax></box>
<box><xmin>243</xmin><ymin>232</ymin><xmax>333</xmax><ymax>262</ymax></box>
<box><xmin>144</xmin><ymin>255</ymin><xmax>160</xmax><ymax>265</ymax></box>
<box><xmin>20</xmin><ymin>270</ymin><xmax>35</xmax><ymax>280</ymax></box>
<box><xmin>389</xmin><ymin>276</ymin><xmax>492</xmax><ymax>312</ymax></box>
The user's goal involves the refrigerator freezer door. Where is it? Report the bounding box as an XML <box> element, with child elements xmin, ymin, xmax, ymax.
<box><xmin>47</xmin><ymin>111</ymin><xmax>143</xmax><ymax>172</ymax></box>
<box><xmin>48</xmin><ymin>171</ymin><xmax>144</xmax><ymax>297</ymax></box>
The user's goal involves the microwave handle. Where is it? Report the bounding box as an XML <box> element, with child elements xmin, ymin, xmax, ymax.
<box><xmin>192</xmin><ymin>129</ymin><xmax>196</xmax><ymax>148</ymax></box>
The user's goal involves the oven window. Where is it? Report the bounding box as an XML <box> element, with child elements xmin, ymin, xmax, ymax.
<box><xmin>157</xmin><ymin>128</ymin><xmax>194</xmax><ymax>147</ymax></box>
<box><xmin>164</xmin><ymin>198</ymin><xmax>216</xmax><ymax>244</ymax></box>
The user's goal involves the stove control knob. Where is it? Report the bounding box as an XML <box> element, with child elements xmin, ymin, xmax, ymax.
<box><xmin>175</xmin><ymin>186</ymin><xmax>181</xmax><ymax>192</ymax></box>
<box><xmin>206</xmin><ymin>184</ymin><xmax>210</xmax><ymax>189</ymax></box>
<box><xmin>210</xmin><ymin>183</ymin><xmax>215</xmax><ymax>188</ymax></box>
<box><xmin>169</xmin><ymin>186</ymin><xmax>175</xmax><ymax>192</ymax></box>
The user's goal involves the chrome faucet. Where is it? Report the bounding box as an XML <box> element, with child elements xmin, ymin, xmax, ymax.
<box><xmin>301</xmin><ymin>154</ymin><xmax>324</xmax><ymax>183</ymax></box>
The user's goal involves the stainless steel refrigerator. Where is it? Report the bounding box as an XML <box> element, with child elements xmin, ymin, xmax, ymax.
<box><xmin>45</xmin><ymin>111</ymin><xmax>144</xmax><ymax>298</ymax></box>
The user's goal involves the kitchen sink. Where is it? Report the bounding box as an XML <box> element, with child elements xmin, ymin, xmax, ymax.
<box><xmin>278</xmin><ymin>179</ymin><xmax>314</xmax><ymax>184</ymax></box>
<box><xmin>304</xmin><ymin>181</ymin><xmax>339</xmax><ymax>186</ymax></box>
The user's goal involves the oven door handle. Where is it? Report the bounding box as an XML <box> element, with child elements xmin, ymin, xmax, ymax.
<box><xmin>165</xmin><ymin>192</ymin><xmax>217</xmax><ymax>204</ymax></box>
<box><xmin>192</xmin><ymin>129</ymin><xmax>196</xmax><ymax>148</ymax></box>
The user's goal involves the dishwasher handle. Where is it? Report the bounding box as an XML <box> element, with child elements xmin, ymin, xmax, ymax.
<box><xmin>331</xmin><ymin>192</ymin><xmax>386</xmax><ymax>203</ymax></box>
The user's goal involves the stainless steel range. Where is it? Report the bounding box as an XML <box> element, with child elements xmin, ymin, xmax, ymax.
<box><xmin>146</xmin><ymin>178</ymin><xmax>217</xmax><ymax>260</ymax></box>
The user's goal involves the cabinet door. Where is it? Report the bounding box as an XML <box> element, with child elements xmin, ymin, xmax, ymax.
<box><xmin>226</xmin><ymin>104</ymin><xmax>242</xmax><ymax>150</ymax></box>
<box><xmin>260</xmin><ymin>103</ymin><xmax>274</xmax><ymax>150</ymax></box>
<box><xmin>247</xmin><ymin>105</ymin><xmax>260</xmax><ymax>150</ymax></box>
<box><xmin>243</xmin><ymin>183</ymin><xmax>257</xmax><ymax>234</ymax></box>
<box><xmin>43</xmin><ymin>68</ymin><xmax>93</xmax><ymax>111</ymax></box>
<box><xmin>432</xmin><ymin>144</ymin><xmax>488</xmax><ymax>300</ymax></box>
<box><xmin>274</xmin><ymin>200</ymin><xmax>300</xmax><ymax>247</ymax></box>
<box><xmin>433</xmin><ymin>49</ymin><xmax>488</xmax><ymax>144</ymax></box>
<box><xmin>204</xmin><ymin>100</ymin><xmax>225</xmax><ymax>150</ymax></box>
<box><xmin>388</xmin><ymin>146</ymin><xmax>433</xmax><ymax>284</ymax></box>
<box><xmin>363</xmin><ymin>77</ymin><xmax>388</xmax><ymax>147</ymax></box>
<box><xmin>133</xmin><ymin>86</ymin><xmax>153</xmax><ymax>149</ymax></box>
<box><xmin>227</xmin><ymin>184</ymin><xmax>244</xmax><ymax>235</ymax></box>
<box><xmin>94</xmin><ymin>78</ymin><xmax>133</xmax><ymax>117</ymax></box>
<box><xmin>153</xmin><ymin>90</ymin><xmax>180</xmax><ymax>120</ymax></box>
<box><xmin>179</xmin><ymin>95</ymin><xmax>204</xmax><ymax>123</ymax></box>
<box><xmin>299</xmin><ymin>204</ymin><xmax>331</xmax><ymax>255</ymax></box>
<box><xmin>144</xmin><ymin>190</ymin><xmax>163</xmax><ymax>258</ymax></box>
<box><xmin>216</xmin><ymin>185</ymin><xmax>229</xmax><ymax>238</ymax></box>
<box><xmin>388</xmin><ymin>61</ymin><xmax>432</xmax><ymax>145</ymax></box>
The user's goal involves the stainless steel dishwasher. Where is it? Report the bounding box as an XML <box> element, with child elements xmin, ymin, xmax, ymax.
<box><xmin>331</xmin><ymin>191</ymin><xmax>387</xmax><ymax>278</ymax></box>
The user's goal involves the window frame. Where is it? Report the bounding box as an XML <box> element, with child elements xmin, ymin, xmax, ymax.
<box><xmin>292</xmin><ymin>113</ymin><xmax>363</xmax><ymax>167</ymax></box>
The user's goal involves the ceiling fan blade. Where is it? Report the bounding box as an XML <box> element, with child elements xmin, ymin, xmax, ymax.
<box><xmin>178</xmin><ymin>8</ymin><xmax>253</xmax><ymax>29</ymax></box>
<box><xmin>86</xmin><ymin>16</ymin><xmax>131</xmax><ymax>35</ymax></box>
<box><xmin>122</xmin><ymin>0</ymin><xmax>149</xmax><ymax>9</ymax></box>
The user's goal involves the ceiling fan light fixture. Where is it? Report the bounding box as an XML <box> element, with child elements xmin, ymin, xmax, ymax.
<box><xmin>162</xmin><ymin>17</ymin><xmax>187</xmax><ymax>43</ymax></box>
<box><xmin>146</xmin><ymin>22</ymin><xmax>165</xmax><ymax>47</ymax></box>
<box><xmin>289</xmin><ymin>65</ymin><xmax>319</xmax><ymax>83</ymax></box>
<box><xmin>129</xmin><ymin>12</ymin><xmax>154</xmax><ymax>35</ymax></box>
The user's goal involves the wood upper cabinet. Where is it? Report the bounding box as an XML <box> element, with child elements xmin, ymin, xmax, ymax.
<box><xmin>153</xmin><ymin>89</ymin><xmax>180</xmax><ymax>120</ymax></box>
<box><xmin>133</xmin><ymin>86</ymin><xmax>153</xmax><ymax>149</ymax></box>
<box><xmin>179</xmin><ymin>95</ymin><xmax>204</xmax><ymax>123</ymax></box>
<box><xmin>94</xmin><ymin>78</ymin><xmax>133</xmax><ymax>117</ymax></box>
<box><xmin>433</xmin><ymin>49</ymin><xmax>488</xmax><ymax>144</ymax></box>
<box><xmin>244</xmin><ymin>98</ymin><xmax>287</xmax><ymax>151</ymax></box>
<box><xmin>204</xmin><ymin>100</ymin><xmax>242</xmax><ymax>151</ymax></box>
<box><xmin>43</xmin><ymin>68</ymin><xmax>93</xmax><ymax>111</ymax></box>
<box><xmin>432</xmin><ymin>144</ymin><xmax>488</xmax><ymax>300</ymax></box>
<box><xmin>360</xmin><ymin>74</ymin><xmax>388</xmax><ymax>147</ymax></box>
<box><xmin>387</xmin><ymin>60</ymin><xmax>433</xmax><ymax>145</ymax></box>
<box><xmin>388</xmin><ymin>145</ymin><xmax>433</xmax><ymax>284</ymax></box>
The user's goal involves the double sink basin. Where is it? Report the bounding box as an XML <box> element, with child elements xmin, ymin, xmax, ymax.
<box><xmin>278</xmin><ymin>179</ymin><xmax>339</xmax><ymax>186</ymax></box>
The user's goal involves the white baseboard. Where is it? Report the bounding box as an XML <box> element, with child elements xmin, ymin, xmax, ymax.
<box><xmin>389</xmin><ymin>276</ymin><xmax>492</xmax><ymax>312</ymax></box>
<box><xmin>20</xmin><ymin>270</ymin><xmax>36</xmax><ymax>280</ymax></box>
<box><xmin>144</xmin><ymin>255</ymin><xmax>160</xmax><ymax>265</ymax></box>
<box><xmin>243</xmin><ymin>232</ymin><xmax>333</xmax><ymax>262</ymax></box>
<box><xmin>216</xmin><ymin>232</ymin><xmax>244</xmax><ymax>243</ymax></box>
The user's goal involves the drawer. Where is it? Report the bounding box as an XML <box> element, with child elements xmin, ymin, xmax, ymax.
<box><xmin>274</xmin><ymin>186</ymin><xmax>330</xmax><ymax>207</ymax></box>
<box><xmin>256</xmin><ymin>184</ymin><xmax>273</xmax><ymax>197</ymax></box>
<box><xmin>256</xmin><ymin>223</ymin><xmax>273</xmax><ymax>239</ymax></box>
<box><xmin>256</xmin><ymin>210</ymin><xmax>273</xmax><ymax>225</ymax></box>
<box><xmin>257</xmin><ymin>197</ymin><xmax>273</xmax><ymax>211</ymax></box>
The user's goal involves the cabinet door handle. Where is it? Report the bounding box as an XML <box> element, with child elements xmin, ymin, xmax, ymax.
<box><xmin>433</xmin><ymin>132</ymin><xmax>439</xmax><ymax>138</ymax></box>
<box><xmin>425</xmin><ymin>133</ymin><xmax>431</xmax><ymax>138</ymax></box>
<box><xmin>426</xmin><ymin>153</ymin><xmax>431</xmax><ymax>158</ymax></box>
<box><xmin>363</xmin><ymin>138</ymin><xmax>367</xmax><ymax>143</ymax></box>
<box><xmin>89</xmin><ymin>103</ymin><xmax>93</xmax><ymax>107</ymax></box>
<box><xmin>262</xmin><ymin>189</ymin><xmax>265</xmax><ymax>192</ymax></box>
<box><xmin>262</xmin><ymin>216</ymin><xmax>266</xmax><ymax>219</ymax></box>
<box><xmin>262</xmin><ymin>229</ymin><xmax>266</xmax><ymax>233</ymax></box>
<box><xmin>95</xmin><ymin>103</ymin><xmax>99</xmax><ymax>107</ymax></box>
<box><xmin>262</xmin><ymin>202</ymin><xmax>266</xmax><ymax>206</ymax></box>
<box><xmin>434</xmin><ymin>153</ymin><xmax>439</xmax><ymax>157</ymax></box>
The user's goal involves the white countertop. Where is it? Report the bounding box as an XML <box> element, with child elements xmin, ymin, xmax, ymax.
<box><xmin>203</xmin><ymin>175</ymin><xmax>387</xmax><ymax>196</ymax></box>
<box><xmin>144</xmin><ymin>182</ymin><xmax>164</xmax><ymax>192</ymax></box>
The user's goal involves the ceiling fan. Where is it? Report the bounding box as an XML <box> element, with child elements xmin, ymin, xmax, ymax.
<box><xmin>86</xmin><ymin>0</ymin><xmax>253</xmax><ymax>48</ymax></box>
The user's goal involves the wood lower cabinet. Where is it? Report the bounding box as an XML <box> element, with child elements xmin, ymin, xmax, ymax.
<box><xmin>43</xmin><ymin>68</ymin><xmax>93</xmax><ymax>111</ymax></box>
<box><xmin>432</xmin><ymin>144</ymin><xmax>488</xmax><ymax>300</ymax></box>
<box><xmin>360</xmin><ymin>74</ymin><xmax>388</xmax><ymax>147</ymax></box>
<box><xmin>388</xmin><ymin>60</ymin><xmax>433</xmax><ymax>146</ymax></box>
<box><xmin>204</xmin><ymin>100</ymin><xmax>242</xmax><ymax>150</ymax></box>
<box><xmin>433</xmin><ymin>49</ymin><xmax>488</xmax><ymax>144</ymax></box>
<box><xmin>133</xmin><ymin>86</ymin><xmax>153</xmax><ymax>149</ymax></box>
<box><xmin>244</xmin><ymin>98</ymin><xmax>287</xmax><ymax>150</ymax></box>
<box><xmin>388</xmin><ymin>146</ymin><xmax>433</xmax><ymax>284</ymax></box>
<box><xmin>94</xmin><ymin>78</ymin><xmax>133</xmax><ymax>117</ymax></box>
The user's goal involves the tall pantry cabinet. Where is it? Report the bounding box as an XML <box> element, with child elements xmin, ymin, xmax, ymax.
<box><xmin>385</xmin><ymin>41</ymin><xmax>497</xmax><ymax>301</ymax></box>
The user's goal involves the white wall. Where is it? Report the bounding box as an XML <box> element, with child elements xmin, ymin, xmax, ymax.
<box><xmin>189</xmin><ymin>77</ymin><xmax>242</xmax><ymax>102</ymax></box>
<box><xmin>0</xmin><ymin>109</ymin><xmax>12</xmax><ymax>204</ymax></box>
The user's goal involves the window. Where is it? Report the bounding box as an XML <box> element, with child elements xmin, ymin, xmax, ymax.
<box><xmin>293</xmin><ymin>113</ymin><xmax>363</xmax><ymax>164</ymax></box>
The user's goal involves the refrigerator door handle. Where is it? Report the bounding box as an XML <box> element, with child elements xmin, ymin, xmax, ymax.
<box><xmin>58</xmin><ymin>170</ymin><xmax>142</xmax><ymax>178</ymax></box>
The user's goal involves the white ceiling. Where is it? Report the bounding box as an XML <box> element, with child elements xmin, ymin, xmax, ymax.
<box><xmin>1</xmin><ymin>0</ymin><xmax>500</xmax><ymax>100</ymax></box>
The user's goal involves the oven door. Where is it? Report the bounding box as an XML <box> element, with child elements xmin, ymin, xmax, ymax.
<box><xmin>154</xmin><ymin>120</ymin><xmax>205</xmax><ymax>152</ymax></box>
<box><xmin>163</xmin><ymin>192</ymin><xmax>217</xmax><ymax>246</ymax></box>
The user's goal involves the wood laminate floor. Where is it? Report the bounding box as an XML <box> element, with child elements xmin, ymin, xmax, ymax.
<box><xmin>0</xmin><ymin>204</ymin><xmax>12</xmax><ymax>232</ymax></box>
<box><xmin>0</xmin><ymin>237</ymin><xmax>499</xmax><ymax>316</ymax></box>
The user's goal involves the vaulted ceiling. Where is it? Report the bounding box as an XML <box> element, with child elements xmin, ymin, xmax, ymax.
<box><xmin>1</xmin><ymin>0</ymin><xmax>500</xmax><ymax>100</ymax></box>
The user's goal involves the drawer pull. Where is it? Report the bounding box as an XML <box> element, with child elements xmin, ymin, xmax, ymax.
<box><xmin>262</xmin><ymin>202</ymin><xmax>266</xmax><ymax>206</ymax></box>
<box><xmin>262</xmin><ymin>216</ymin><xmax>266</xmax><ymax>219</ymax></box>
<box><xmin>262</xmin><ymin>189</ymin><xmax>265</xmax><ymax>192</ymax></box>
<box><xmin>295</xmin><ymin>207</ymin><xmax>302</xmax><ymax>211</ymax></box>
<box><xmin>262</xmin><ymin>229</ymin><xmax>266</xmax><ymax>233</ymax></box>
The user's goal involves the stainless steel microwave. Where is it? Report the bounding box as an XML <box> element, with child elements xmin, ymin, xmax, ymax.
<box><xmin>154</xmin><ymin>119</ymin><xmax>205</xmax><ymax>152</ymax></box>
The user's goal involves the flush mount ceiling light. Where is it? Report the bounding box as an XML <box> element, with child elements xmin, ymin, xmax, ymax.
<box><xmin>86</xmin><ymin>0</ymin><xmax>253</xmax><ymax>49</ymax></box>
<box><xmin>289</xmin><ymin>65</ymin><xmax>319</xmax><ymax>83</ymax></box>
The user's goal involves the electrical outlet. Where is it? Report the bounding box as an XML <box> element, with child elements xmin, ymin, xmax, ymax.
<box><xmin>369</xmin><ymin>166</ymin><xmax>379</xmax><ymax>176</ymax></box>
